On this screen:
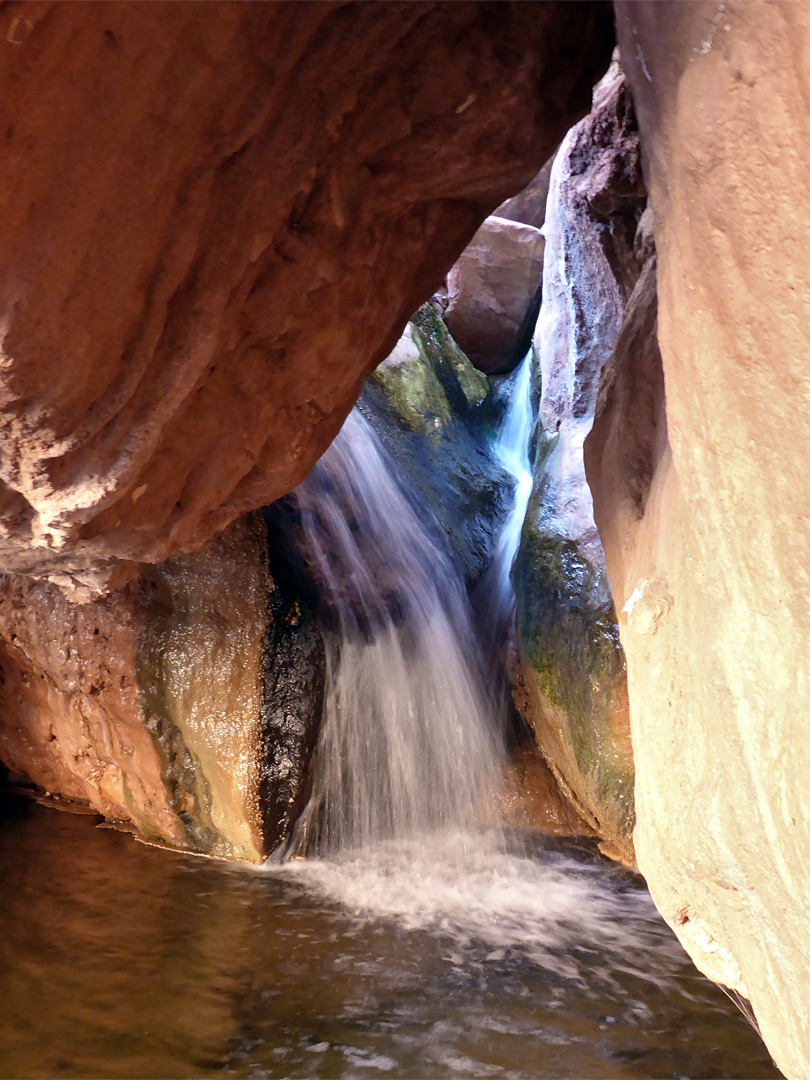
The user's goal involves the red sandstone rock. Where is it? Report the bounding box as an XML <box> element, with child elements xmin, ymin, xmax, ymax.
<box><xmin>0</xmin><ymin>0</ymin><xmax>613</xmax><ymax>597</ymax></box>
<box><xmin>0</xmin><ymin>515</ymin><xmax>272</xmax><ymax>860</ymax></box>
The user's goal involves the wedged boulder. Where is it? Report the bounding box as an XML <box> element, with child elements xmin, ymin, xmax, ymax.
<box><xmin>444</xmin><ymin>216</ymin><xmax>545</xmax><ymax>375</ymax></box>
<box><xmin>582</xmin><ymin>6</ymin><xmax>810</xmax><ymax>1075</ymax></box>
<box><xmin>0</xmin><ymin>0</ymin><xmax>614</xmax><ymax>597</ymax></box>
<box><xmin>0</xmin><ymin>513</ymin><xmax>320</xmax><ymax>861</ymax></box>
<box><xmin>512</xmin><ymin>63</ymin><xmax>645</xmax><ymax>864</ymax></box>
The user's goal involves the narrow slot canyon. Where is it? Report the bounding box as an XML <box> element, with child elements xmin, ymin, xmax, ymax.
<box><xmin>0</xmin><ymin>3</ymin><xmax>807</xmax><ymax>1078</ymax></box>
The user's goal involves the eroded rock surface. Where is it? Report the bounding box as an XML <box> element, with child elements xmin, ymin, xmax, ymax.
<box><xmin>584</xmin><ymin>5</ymin><xmax>810</xmax><ymax>1075</ymax></box>
<box><xmin>0</xmin><ymin>515</ymin><xmax>298</xmax><ymax>861</ymax></box>
<box><xmin>0</xmin><ymin>0</ymin><xmax>613</xmax><ymax>597</ymax></box>
<box><xmin>512</xmin><ymin>64</ymin><xmax>644</xmax><ymax>865</ymax></box>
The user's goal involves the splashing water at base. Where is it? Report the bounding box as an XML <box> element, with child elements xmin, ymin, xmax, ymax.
<box><xmin>285</xmin><ymin>409</ymin><xmax>503</xmax><ymax>855</ymax></box>
<box><xmin>261</xmin><ymin>382</ymin><xmax>777</xmax><ymax>1080</ymax></box>
<box><xmin>273</xmin><ymin>830</ymin><xmax>687</xmax><ymax>993</ymax></box>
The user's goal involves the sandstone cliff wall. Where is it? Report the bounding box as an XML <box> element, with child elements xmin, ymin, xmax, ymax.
<box><xmin>583</xmin><ymin>5</ymin><xmax>810</xmax><ymax>1075</ymax></box>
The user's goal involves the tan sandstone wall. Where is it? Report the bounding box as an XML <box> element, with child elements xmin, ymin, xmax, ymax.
<box><xmin>585</xmin><ymin>5</ymin><xmax>810</xmax><ymax>1075</ymax></box>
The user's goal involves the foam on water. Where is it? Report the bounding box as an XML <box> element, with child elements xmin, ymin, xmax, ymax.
<box><xmin>272</xmin><ymin>831</ymin><xmax>688</xmax><ymax>993</ymax></box>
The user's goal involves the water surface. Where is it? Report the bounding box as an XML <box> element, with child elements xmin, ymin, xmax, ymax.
<box><xmin>0</xmin><ymin>794</ymin><xmax>779</xmax><ymax>1079</ymax></box>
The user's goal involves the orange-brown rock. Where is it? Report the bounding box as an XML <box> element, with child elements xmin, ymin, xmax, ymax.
<box><xmin>0</xmin><ymin>0</ymin><xmax>613</xmax><ymax>597</ymax></box>
<box><xmin>585</xmin><ymin>5</ymin><xmax>810</xmax><ymax>1076</ymax></box>
<box><xmin>0</xmin><ymin>515</ymin><xmax>274</xmax><ymax>860</ymax></box>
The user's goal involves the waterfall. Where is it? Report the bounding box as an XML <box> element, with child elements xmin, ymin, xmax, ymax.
<box><xmin>285</xmin><ymin>409</ymin><xmax>503</xmax><ymax>855</ymax></box>
<box><xmin>266</xmin><ymin>348</ymin><xmax>686</xmax><ymax>1009</ymax></box>
<box><xmin>484</xmin><ymin>351</ymin><xmax>534</xmax><ymax>619</ymax></box>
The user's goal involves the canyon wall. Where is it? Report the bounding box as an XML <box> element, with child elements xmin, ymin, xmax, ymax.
<box><xmin>0</xmin><ymin>515</ymin><xmax>274</xmax><ymax>860</ymax></box>
<box><xmin>0</xmin><ymin>0</ymin><xmax>613</xmax><ymax>598</ymax></box>
<box><xmin>513</xmin><ymin>65</ymin><xmax>644</xmax><ymax>865</ymax></box>
<box><xmin>582</xmin><ymin>4</ymin><xmax>810</xmax><ymax>1076</ymax></box>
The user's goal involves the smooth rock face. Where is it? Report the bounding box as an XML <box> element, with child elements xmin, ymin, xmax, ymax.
<box><xmin>445</xmin><ymin>216</ymin><xmax>546</xmax><ymax>375</ymax></box>
<box><xmin>586</xmin><ymin>5</ymin><xmax>810</xmax><ymax>1075</ymax></box>
<box><xmin>512</xmin><ymin>64</ymin><xmax>644</xmax><ymax>864</ymax></box>
<box><xmin>0</xmin><ymin>0</ymin><xmax>614</xmax><ymax>596</ymax></box>
<box><xmin>0</xmin><ymin>515</ymin><xmax>276</xmax><ymax>861</ymax></box>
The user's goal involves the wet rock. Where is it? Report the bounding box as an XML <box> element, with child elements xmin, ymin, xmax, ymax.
<box><xmin>444</xmin><ymin>217</ymin><xmax>546</xmax><ymax>376</ymax></box>
<box><xmin>361</xmin><ymin>301</ymin><xmax>511</xmax><ymax>593</ymax></box>
<box><xmin>260</xmin><ymin>532</ymin><xmax>325</xmax><ymax>853</ymax></box>
<box><xmin>0</xmin><ymin>514</ymin><xmax>296</xmax><ymax>861</ymax></box>
<box><xmin>137</xmin><ymin>515</ymin><xmax>271</xmax><ymax>860</ymax></box>
<box><xmin>512</xmin><ymin>63</ymin><xmax>644</xmax><ymax>865</ymax></box>
<box><xmin>0</xmin><ymin>1</ymin><xmax>614</xmax><ymax>596</ymax></box>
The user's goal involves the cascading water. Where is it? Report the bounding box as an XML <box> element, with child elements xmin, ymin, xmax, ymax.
<box><xmin>0</xmin><ymin>365</ymin><xmax>773</xmax><ymax>1080</ymax></box>
<box><xmin>270</xmin><ymin>384</ymin><xmax>685</xmax><ymax>996</ymax></box>
<box><xmin>473</xmin><ymin>349</ymin><xmax>535</xmax><ymax>691</ymax></box>
<box><xmin>285</xmin><ymin>408</ymin><xmax>502</xmax><ymax>855</ymax></box>
<box><xmin>257</xmin><ymin>185</ymin><xmax>755</xmax><ymax>1069</ymax></box>
<box><xmin>488</xmin><ymin>351</ymin><xmax>534</xmax><ymax>611</ymax></box>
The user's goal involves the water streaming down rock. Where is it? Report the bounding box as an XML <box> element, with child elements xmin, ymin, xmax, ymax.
<box><xmin>268</xmin><ymin>340</ymin><xmax>701</xmax><ymax>1016</ymax></box>
<box><xmin>485</xmin><ymin>351</ymin><xmax>534</xmax><ymax>621</ymax></box>
<box><xmin>285</xmin><ymin>409</ymin><xmax>503</xmax><ymax>855</ymax></box>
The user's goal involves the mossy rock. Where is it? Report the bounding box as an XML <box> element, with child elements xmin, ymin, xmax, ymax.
<box><xmin>362</xmin><ymin>302</ymin><xmax>510</xmax><ymax>592</ymax></box>
<box><xmin>513</xmin><ymin>465</ymin><xmax>635</xmax><ymax>860</ymax></box>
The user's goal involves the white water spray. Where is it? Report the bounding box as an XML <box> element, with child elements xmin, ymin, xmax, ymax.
<box><xmin>268</xmin><ymin>350</ymin><xmax>685</xmax><ymax>998</ymax></box>
<box><xmin>286</xmin><ymin>409</ymin><xmax>503</xmax><ymax>855</ymax></box>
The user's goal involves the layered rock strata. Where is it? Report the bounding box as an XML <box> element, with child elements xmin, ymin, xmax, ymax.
<box><xmin>581</xmin><ymin>6</ymin><xmax>810</xmax><ymax>1075</ymax></box>
<box><xmin>0</xmin><ymin>0</ymin><xmax>613</xmax><ymax>597</ymax></box>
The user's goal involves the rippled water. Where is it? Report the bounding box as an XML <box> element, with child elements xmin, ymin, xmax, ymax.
<box><xmin>0</xmin><ymin>794</ymin><xmax>779</xmax><ymax>1080</ymax></box>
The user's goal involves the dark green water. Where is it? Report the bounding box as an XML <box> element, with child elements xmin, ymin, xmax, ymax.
<box><xmin>0</xmin><ymin>794</ymin><xmax>779</xmax><ymax>1079</ymax></box>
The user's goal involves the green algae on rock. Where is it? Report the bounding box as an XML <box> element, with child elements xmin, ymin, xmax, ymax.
<box><xmin>513</xmin><ymin>482</ymin><xmax>634</xmax><ymax>861</ymax></box>
<box><xmin>363</xmin><ymin>301</ymin><xmax>510</xmax><ymax>593</ymax></box>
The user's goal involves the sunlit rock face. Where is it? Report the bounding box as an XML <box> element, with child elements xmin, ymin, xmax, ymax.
<box><xmin>512</xmin><ymin>64</ymin><xmax>645</xmax><ymax>865</ymax></box>
<box><xmin>584</xmin><ymin>5</ymin><xmax>810</xmax><ymax>1076</ymax></box>
<box><xmin>0</xmin><ymin>0</ymin><xmax>613</xmax><ymax>598</ymax></box>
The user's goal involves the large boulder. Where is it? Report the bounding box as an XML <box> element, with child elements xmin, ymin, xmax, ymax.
<box><xmin>582</xmin><ymin>5</ymin><xmax>810</xmax><ymax>1076</ymax></box>
<box><xmin>444</xmin><ymin>216</ymin><xmax>546</xmax><ymax>375</ymax></box>
<box><xmin>512</xmin><ymin>63</ymin><xmax>645</xmax><ymax>865</ymax></box>
<box><xmin>0</xmin><ymin>1</ymin><xmax>613</xmax><ymax>597</ymax></box>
